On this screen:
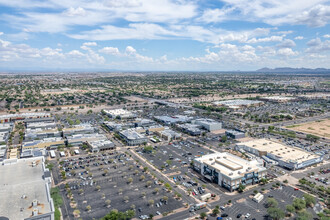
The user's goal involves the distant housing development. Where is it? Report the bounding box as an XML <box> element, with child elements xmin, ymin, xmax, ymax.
<box><xmin>193</xmin><ymin>152</ymin><xmax>267</xmax><ymax>191</ymax></box>
<box><xmin>260</xmin><ymin>96</ymin><xmax>296</xmax><ymax>103</ymax></box>
<box><xmin>236</xmin><ymin>139</ymin><xmax>323</xmax><ymax>170</ymax></box>
<box><xmin>0</xmin><ymin>157</ymin><xmax>54</xmax><ymax>220</ymax></box>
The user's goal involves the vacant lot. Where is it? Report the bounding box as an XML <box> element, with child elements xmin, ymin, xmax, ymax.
<box><xmin>286</xmin><ymin>119</ymin><xmax>330</xmax><ymax>138</ymax></box>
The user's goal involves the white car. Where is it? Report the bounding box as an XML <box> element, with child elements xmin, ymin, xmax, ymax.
<box><xmin>245</xmin><ymin>213</ymin><xmax>251</xmax><ymax>218</ymax></box>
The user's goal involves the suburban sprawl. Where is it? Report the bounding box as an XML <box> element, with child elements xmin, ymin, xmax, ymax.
<box><xmin>0</xmin><ymin>72</ymin><xmax>329</xmax><ymax>220</ymax></box>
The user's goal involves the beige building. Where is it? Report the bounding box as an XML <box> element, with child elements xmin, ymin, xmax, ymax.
<box><xmin>194</xmin><ymin>152</ymin><xmax>267</xmax><ymax>191</ymax></box>
<box><xmin>236</xmin><ymin>139</ymin><xmax>323</xmax><ymax>170</ymax></box>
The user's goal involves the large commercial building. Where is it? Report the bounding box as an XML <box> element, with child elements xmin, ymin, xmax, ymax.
<box><xmin>87</xmin><ymin>140</ymin><xmax>115</xmax><ymax>153</ymax></box>
<box><xmin>177</xmin><ymin>123</ymin><xmax>202</xmax><ymax>136</ymax></box>
<box><xmin>236</xmin><ymin>139</ymin><xmax>323</xmax><ymax>170</ymax></box>
<box><xmin>0</xmin><ymin>157</ymin><xmax>54</xmax><ymax>220</ymax></box>
<box><xmin>103</xmin><ymin>121</ymin><xmax>135</xmax><ymax>132</ymax></box>
<box><xmin>119</xmin><ymin>129</ymin><xmax>148</xmax><ymax>146</ymax></box>
<box><xmin>156</xmin><ymin>128</ymin><xmax>182</xmax><ymax>141</ymax></box>
<box><xmin>26</xmin><ymin>122</ymin><xmax>57</xmax><ymax>130</ymax></box>
<box><xmin>194</xmin><ymin>152</ymin><xmax>267</xmax><ymax>192</ymax></box>
<box><xmin>194</xmin><ymin>119</ymin><xmax>222</xmax><ymax>132</ymax></box>
<box><xmin>103</xmin><ymin>109</ymin><xmax>136</xmax><ymax>119</ymax></box>
<box><xmin>66</xmin><ymin>133</ymin><xmax>107</xmax><ymax>146</ymax></box>
<box><xmin>25</xmin><ymin>128</ymin><xmax>61</xmax><ymax>141</ymax></box>
<box><xmin>0</xmin><ymin>113</ymin><xmax>51</xmax><ymax>123</ymax></box>
<box><xmin>213</xmin><ymin>99</ymin><xmax>263</xmax><ymax>109</ymax></box>
<box><xmin>226</xmin><ymin>130</ymin><xmax>245</xmax><ymax>139</ymax></box>
<box><xmin>22</xmin><ymin>137</ymin><xmax>65</xmax><ymax>150</ymax></box>
<box><xmin>62</xmin><ymin>124</ymin><xmax>95</xmax><ymax>136</ymax></box>
<box><xmin>154</xmin><ymin>115</ymin><xmax>193</xmax><ymax>125</ymax></box>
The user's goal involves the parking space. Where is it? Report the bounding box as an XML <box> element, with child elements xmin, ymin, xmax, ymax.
<box><xmin>54</xmin><ymin>151</ymin><xmax>184</xmax><ymax>219</ymax></box>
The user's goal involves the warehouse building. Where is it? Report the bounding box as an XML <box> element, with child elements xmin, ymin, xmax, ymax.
<box><xmin>103</xmin><ymin>109</ymin><xmax>136</xmax><ymax>119</ymax></box>
<box><xmin>235</xmin><ymin>139</ymin><xmax>323</xmax><ymax>170</ymax></box>
<box><xmin>0</xmin><ymin>156</ymin><xmax>54</xmax><ymax>220</ymax></box>
<box><xmin>154</xmin><ymin>115</ymin><xmax>193</xmax><ymax>125</ymax></box>
<box><xmin>119</xmin><ymin>129</ymin><xmax>148</xmax><ymax>146</ymax></box>
<box><xmin>103</xmin><ymin>121</ymin><xmax>135</xmax><ymax>132</ymax></box>
<box><xmin>194</xmin><ymin>152</ymin><xmax>267</xmax><ymax>192</ymax></box>
<box><xmin>194</xmin><ymin>118</ymin><xmax>222</xmax><ymax>131</ymax></box>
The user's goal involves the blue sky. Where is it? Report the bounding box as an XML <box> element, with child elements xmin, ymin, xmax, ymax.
<box><xmin>0</xmin><ymin>0</ymin><xmax>330</xmax><ymax>71</ymax></box>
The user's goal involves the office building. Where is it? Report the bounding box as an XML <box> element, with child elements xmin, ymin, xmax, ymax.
<box><xmin>0</xmin><ymin>113</ymin><xmax>51</xmax><ymax>123</ymax></box>
<box><xmin>156</xmin><ymin>128</ymin><xmax>182</xmax><ymax>141</ymax></box>
<box><xmin>119</xmin><ymin>129</ymin><xmax>148</xmax><ymax>146</ymax></box>
<box><xmin>22</xmin><ymin>137</ymin><xmax>65</xmax><ymax>150</ymax></box>
<box><xmin>62</xmin><ymin>124</ymin><xmax>95</xmax><ymax>136</ymax></box>
<box><xmin>193</xmin><ymin>152</ymin><xmax>267</xmax><ymax>191</ymax></box>
<box><xmin>194</xmin><ymin>119</ymin><xmax>222</xmax><ymax>131</ymax></box>
<box><xmin>87</xmin><ymin>140</ymin><xmax>115</xmax><ymax>153</ymax></box>
<box><xmin>177</xmin><ymin>123</ymin><xmax>202</xmax><ymax>136</ymax></box>
<box><xmin>213</xmin><ymin>99</ymin><xmax>263</xmax><ymax>109</ymax></box>
<box><xmin>226</xmin><ymin>130</ymin><xmax>245</xmax><ymax>139</ymax></box>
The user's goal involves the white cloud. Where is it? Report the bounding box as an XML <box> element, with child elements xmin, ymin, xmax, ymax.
<box><xmin>63</xmin><ymin>7</ymin><xmax>86</xmax><ymax>17</ymax></box>
<box><xmin>276</xmin><ymin>39</ymin><xmax>296</xmax><ymax>48</ymax></box>
<box><xmin>323</xmin><ymin>34</ymin><xmax>330</xmax><ymax>38</ymax></box>
<box><xmin>99</xmin><ymin>47</ymin><xmax>120</xmax><ymax>55</ymax></box>
<box><xmin>125</xmin><ymin>46</ymin><xmax>137</xmax><ymax>54</ymax></box>
<box><xmin>83</xmin><ymin>42</ymin><xmax>97</xmax><ymax>46</ymax></box>
<box><xmin>217</xmin><ymin>0</ymin><xmax>330</xmax><ymax>27</ymax></box>
<box><xmin>277</xmin><ymin>48</ymin><xmax>298</xmax><ymax>56</ymax></box>
<box><xmin>306</xmin><ymin>38</ymin><xmax>330</xmax><ymax>53</ymax></box>
<box><xmin>247</xmin><ymin>36</ymin><xmax>283</xmax><ymax>43</ymax></box>
<box><xmin>67</xmin><ymin>50</ymin><xmax>84</xmax><ymax>57</ymax></box>
<box><xmin>198</xmin><ymin>7</ymin><xmax>235</xmax><ymax>23</ymax></box>
<box><xmin>295</xmin><ymin>36</ymin><xmax>304</xmax><ymax>40</ymax></box>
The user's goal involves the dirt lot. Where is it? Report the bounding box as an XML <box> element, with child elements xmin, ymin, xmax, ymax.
<box><xmin>286</xmin><ymin>119</ymin><xmax>330</xmax><ymax>138</ymax></box>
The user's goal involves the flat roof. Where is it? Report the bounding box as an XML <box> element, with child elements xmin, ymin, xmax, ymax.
<box><xmin>0</xmin><ymin>157</ymin><xmax>53</xmax><ymax>220</ymax></box>
<box><xmin>195</xmin><ymin>152</ymin><xmax>266</xmax><ymax>180</ymax></box>
<box><xmin>238</xmin><ymin>139</ymin><xmax>319</xmax><ymax>163</ymax></box>
<box><xmin>214</xmin><ymin>99</ymin><xmax>263</xmax><ymax>107</ymax></box>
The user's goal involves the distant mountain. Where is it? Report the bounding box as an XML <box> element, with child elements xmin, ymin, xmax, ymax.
<box><xmin>256</xmin><ymin>67</ymin><xmax>330</xmax><ymax>73</ymax></box>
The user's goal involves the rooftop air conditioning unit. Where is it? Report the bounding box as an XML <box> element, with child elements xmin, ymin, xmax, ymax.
<box><xmin>32</xmin><ymin>208</ymin><xmax>38</xmax><ymax>216</ymax></box>
<box><xmin>32</xmin><ymin>199</ymin><xmax>38</xmax><ymax>207</ymax></box>
<box><xmin>229</xmin><ymin>172</ymin><xmax>233</xmax><ymax>176</ymax></box>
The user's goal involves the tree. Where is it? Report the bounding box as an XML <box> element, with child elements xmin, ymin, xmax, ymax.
<box><xmin>297</xmin><ymin>210</ymin><xmax>313</xmax><ymax>220</ymax></box>
<box><xmin>127</xmin><ymin>177</ymin><xmax>133</xmax><ymax>184</ymax></box>
<box><xmin>154</xmin><ymin>188</ymin><xmax>159</xmax><ymax>194</ymax></box>
<box><xmin>118</xmin><ymin>188</ymin><xmax>123</xmax><ymax>194</ymax></box>
<box><xmin>124</xmin><ymin>196</ymin><xmax>129</xmax><ymax>202</ymax></box>
<box><xmin>238</xmin><ymin>183</ymin><xmax>246</xmax><ymax>193</ymax></box>
<box><xmin>148</xmin><ymin>199</ymin><xmax>154</xmax><ymax>206</ymax></box>
<box><xmin>293</xmin><ymin>198</ymin><xmax>306</xmax><ymax>211</ymax></box>
<box><xmin>79</xmin><ymin>189</ymin><xmax>84</xmax><ymax>195</ymax></box>
<box><xmin>146</xmin><ymin>181</ymin><xmax>152</xmax><ymax>187</ymax></box>
<box><xmin>105</xmin><ymin>199</ymin><xmax>111</xmax><ymax>207</ymax></box>
<box><xmin>212</xmin><ymin>207</ymin><xmax>220</xmax><ymax>216</ymax></box>
<box><xmin>286</xmin><ymin>205</ymin><xmax>295</xmax><ymax>216</ymax></box>
<box><xmin>163</xmin><ymin>196</ymin><xmax>168</xmax><ymax>202</ymax></box>
<box><xmin>303</xmin><ymin>193</ymin><xmax>315</xmax><ymax>207</ymax></box>
<box><xmin>143</xmin><ymin>167</ymin><xmax>148</xmax><ymax>172</ymax></box>
<box><xmin>200</xmin><ymin>212</ymin><xmax>207</xmax><ymax>219</ymax></box>
<box><xmin>96</xmin><ymin>185</ymin><xmax>101</xmax><ymax>191</ymax></box>
<box><xmin>86</xmin><ymin>205</ymin><xmax>91</xmax><ymax>212</ymax></box>
<box><xmin>266</xmin><ymin>198</ymin><xmax>278</xmax><ymax>208</ymax></box>
<box><xmin>140</xmin><ymin>175</ymin><xmax>145</xmax><ymax>181</ymax></box>
<box><xmin>267</xmin><ymin>207</ymin><xmax>285</xmax><ymax>220</ymax></box>
<box><xmin>141</xmin><ymin>192</ymin><xmax>146</xmax><ymax>198</ymax></box>
<box><xmin>221</xmin><ymin>135</ymin><xmax>227</xmax><ymax>142</ymax></box>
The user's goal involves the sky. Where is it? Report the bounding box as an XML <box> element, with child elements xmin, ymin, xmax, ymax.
<box><xmin>0</xmin><ymin>0</ymin><xmax>330</xmax><ymax>71</ymax></box>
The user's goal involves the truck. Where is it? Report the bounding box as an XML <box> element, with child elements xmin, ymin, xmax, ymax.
<box><xmin>49</xmin><ymin>150</ymin><xmax>56</xmax><ymax>158</ymax></box>
<box><xmin>189</xmin><ymin>202</ymin><xmax>207</xmax><ymax>212</ymax></box>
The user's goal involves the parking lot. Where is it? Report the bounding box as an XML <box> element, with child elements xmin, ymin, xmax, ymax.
<box><xmin>210</xmin><ymin>185</ymin><xmax>317</xmax><ymax>220</ymax></box>
<box><xmin>137</xmin><ymin>141</ymin><xmax>213</xmax><ymax>175</ymax></box>
<box><xmin>53</xmin><ymin>151</ymin><xmax>184</xmax><ymax>220</ymax></box>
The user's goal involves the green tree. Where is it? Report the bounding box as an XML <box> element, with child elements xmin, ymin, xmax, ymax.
<box><xmin>303</xmin><ymin>193</ymin><xmax>316</xmax><ymax>207</ymax></box>
<box><xmin>267</xmin><ymin>207</ymin><xmax>285</xmax><ymax>220</ymax></box>
<box><xmin>200</xmin><ymin>212</ymin><xmax>207</xmax><ymax>219</ymax></box>
<box><xmin>286</xmin><ymin>205</ymin><xmax>295</xmax><ymax>216</ymax></box>
<box><xmin>297</xmin><ymin>210</ymin><xmax>313</xmax><ymax>220</ymax></box>
<box><xmin>238</xmin><ymin>183</ymin><xmax>246</xmax><ymax>192</ymax></box>
<box><xmin>293</xmin><ymin>198</ymin><xmax>306</xmax><ymax>211</ymax></box>
<box><xmin>266</xmin><ymin>198</ymin><xmax>278</xmax><ymax>208</ymax></box>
